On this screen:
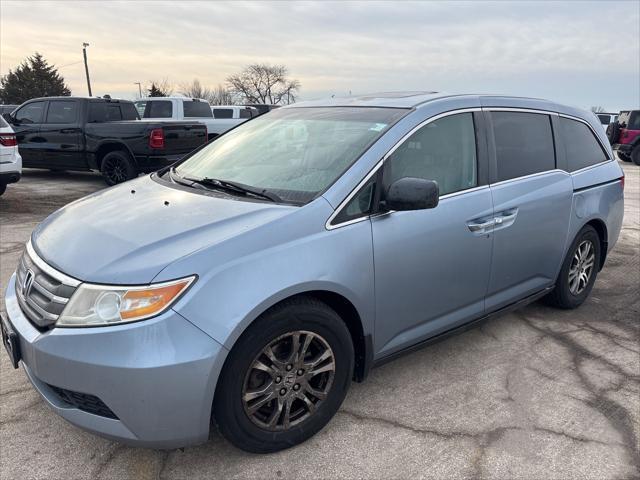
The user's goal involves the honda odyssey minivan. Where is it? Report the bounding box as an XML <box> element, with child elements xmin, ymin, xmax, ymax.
<box><xmin>1</xmin><ymin>92</ymin><xmax>624</xmax><ymax>453</ymax></box>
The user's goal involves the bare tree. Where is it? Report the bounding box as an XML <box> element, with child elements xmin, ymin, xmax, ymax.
<box><xmin>591</xmin><ymin>106</ymin><xmax>606</xmax><ymax>113</ymax></box>
<box><xmin>226</xmin><ymin>64</ymin><xmax>300</xmax><ymax>105</ymax></box>
<box><xmin>179</xmin><ymin>79</ymin><xmax>213</xmax><ymax>100</ymax></box>
<box><xmin>210</xmin><ymin>84</ymin><xmax>234</xmax><ymax>105</ymax></box>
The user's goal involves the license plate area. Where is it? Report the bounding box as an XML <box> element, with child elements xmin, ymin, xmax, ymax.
<box><xmin>1</xmin><ymin>313</ymin><xmax>21</xmax><ymax>369</ymax></box>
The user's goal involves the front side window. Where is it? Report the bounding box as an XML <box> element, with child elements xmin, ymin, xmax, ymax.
<box><xmin>213</xmin><ymin>108</ymin><xmax>234</xmax><ymax>119</ymax></box>
<box><xmin>15</xmin><ymin>101</ymin><xmax>45</xmax><ymax>124</ymax></box>
<box><xmin>559</xmin><ymin>117</ymin><xmax>608</xmax><ymax>171</ymax></box>
<box><xmin>183</xmin><ymin>101</ymin><xmax>213</xmax><ymax>118</ymax></box>
<box><xmin>175</xmin><ymin>107</ymin><xmax>407</xmax><ymax>204</ymax></box>
<box><xmin>383</xmin><ymin>113</ymin><xmax>477</xmax><ymax>196</ymax></box>
<box><xmin>491</xmin><ymin>112</ymin><xmax>555</xmax><ymax>182</ymax></box>
<box><xmin>146</xmin><ymin>101</ymin><xmax>173</xmax><ymax>118</ymax></box>
<box><xmin>45</xmin><ymin>101</ymin><xmax>77</xmax><ymax>123</ymax></box>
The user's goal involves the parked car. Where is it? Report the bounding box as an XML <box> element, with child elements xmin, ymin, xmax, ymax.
<box><xmin>3</xmin><ymin>97</ymin><xmax>207</xmax><ymax>185</ymax></box>
<box><xmin>1</xmin><ymin>92</ymin><xmax>624</xmax><ymax>453</ymax></box>
<box><xmin>210</xmin><ymin>105</ymin><xmax>258</xmax><ymax>130</ymax></box>
<box><xmin>244</xmin><ymin>103</ymin><xmax>280</xmax><ymax>115</ymax></box>
<box><xmin>0</xmin><ymin>105</ymin><xmax>19</xmax><ymax>116</ymax></box>
<box><xmin>135</xmin><ymin>97</ymin><xmax>250</xmax><ymax>140</ymax></box>
<box><xmin>607</xmin><ymin>109</ymin><xmax>640</xmax><ymax>164</ymax></box>
<box><xmin>595</xmin><ymin>112</ymin><xmax>618</xmax><ymax>131</ymax></box>
<box><xmin>0</xmin><ymin>115</ymin><xmax>21</xmax><ymax>196</ymax></box>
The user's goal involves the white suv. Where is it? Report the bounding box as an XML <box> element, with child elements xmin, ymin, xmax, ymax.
<box><xmin>0</xmin><ymin>115</ymin><xmax>21</xmax><ymax>196</ymax></box>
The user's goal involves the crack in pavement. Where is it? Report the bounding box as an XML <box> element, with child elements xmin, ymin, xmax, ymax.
<box><xmin>517</xmin><ymin>312</ymin><xmax>640</xmax><ymax>474</ymax></box>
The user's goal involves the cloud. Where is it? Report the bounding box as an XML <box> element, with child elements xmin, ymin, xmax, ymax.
<box><xmin>1</xmin><ymin>0</ymin><xmax>638</xmax><ymax>111</ymax></box>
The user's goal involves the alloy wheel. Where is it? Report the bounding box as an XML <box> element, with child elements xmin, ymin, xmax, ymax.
<box><xmin>568</xmin><ymin>239</ymin><xmax>595</xmax><ymax>295</ymax></box>
<box><xmin>103</xmin><ymin>157</ymin><xmax>128</xmax><ymax>184</ymax></box>
<box><xmin>242</xmin><ymin>331</ymin><xmax>335</xmax><ymax>431</ymax></box>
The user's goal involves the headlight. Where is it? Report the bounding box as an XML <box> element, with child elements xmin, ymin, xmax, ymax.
<box><xmin>56</xmin><ymin>276</ymin><xmax>196</xmax><ymax>327</ymax></box>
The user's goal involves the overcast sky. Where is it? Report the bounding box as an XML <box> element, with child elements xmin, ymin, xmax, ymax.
<box><xmin>1</xmin><ymin>1</ymin><xmax>638</xmax><ymax>111</ymax></box>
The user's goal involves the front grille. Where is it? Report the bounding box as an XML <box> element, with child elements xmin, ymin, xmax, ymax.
<box><xmin>15</xmin><ymin>244</ymin><xmax>78</xmax><ymax>329</ymax></box>
<box><xmin>47</xmin><ymin>384</ymin><xmax>118</xmax><ymax>419</ymax></box>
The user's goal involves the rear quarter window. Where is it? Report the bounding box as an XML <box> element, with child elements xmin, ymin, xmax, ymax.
<box><xmin>559</xmin><ymin>117</ymin><xmax>608</xmax><ymax>172</ymax></box>
<box><xmin>146</xmin><ymin>101</ymin><xmax>173</xmax><ymax>118</ymax></box>
<box><xmin>212</xmin><ymin>108</ymin><xmax>234</xmax><ymax>119</ymax></box>
<box><xmin>183</xmin><ymin>101</ymin><xmax>212</xmax><ymax>118</ymax></box>
<box><xmin>121</xmin><ymin>103</ymin><xmax>140</xmax><ymax>120</ymax></box>
<box><xmin>491</xmin><ymin>111</ymin><xmax>555</xmax><ymax>182</ymax></box>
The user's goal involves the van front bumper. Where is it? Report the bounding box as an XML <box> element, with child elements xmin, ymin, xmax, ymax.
<box><xmin>2</xmin><ymin>273</ymin><xmax>228</xmax><ymax>449</ymax></box>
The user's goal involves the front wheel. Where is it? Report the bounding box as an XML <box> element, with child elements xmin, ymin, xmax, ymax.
<box><xmin>632</xmin><ymin>146</ymin><xmax>640</xmax><ymax>166</ymax></box>
<box><xmin>100</xmin><ymin>151</ymin><xmax>137</xmax><ymax>186</ymax></box>
<box><xmin>546</xmin><ymin>225</ymin><xmax>601</xmax><ymax>309</ymax></box>
<box><xmin>214</xmin><ymin>297</ymin><xmax>354</xmax><ymax>453</ymax></box>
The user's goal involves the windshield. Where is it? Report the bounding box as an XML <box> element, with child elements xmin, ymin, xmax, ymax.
<box><xmin>174</xmin><ymin>107</ymin><xmax>407</xmax><ymax>204</ymax></box>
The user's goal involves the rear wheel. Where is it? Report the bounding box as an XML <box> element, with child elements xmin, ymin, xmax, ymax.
<box><xmin>618</xmin><ymin>152</ymin><xmax>631</xmax><ymax>162</ymax></box>
<box><xmin>546</xmin><ymin>225</ymin><xmax>600</xmax><ymax>309</ymax></box>
<box><xmin>101</xmin><ymin>151</ymin><xmax>137</xmax><ymax>186</ymax></box>
<box><xmin>214</xmin><ymin>297</ymin><xmax>354</xmax><ymax>453</ymax></box>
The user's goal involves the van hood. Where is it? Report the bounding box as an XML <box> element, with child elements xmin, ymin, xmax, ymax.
<box><xmin>31</xmin><ymin>175</ymin><xmax>296</xmax><ymax>284</ymax></box>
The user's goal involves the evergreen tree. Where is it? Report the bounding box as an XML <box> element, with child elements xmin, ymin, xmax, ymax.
<box><xmin>0</xmin><ymin>52</ymin><xmax>71</xmax><ymax>104</ymax></box>
<box><xmin>148</xmin><ymin>82</ymin><xmax>168</xmax><ymax>97</ymax></box>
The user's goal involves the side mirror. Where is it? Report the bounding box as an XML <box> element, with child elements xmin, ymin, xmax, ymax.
<box><xmin>384</xmin><ymin>177</ymin><xmax>439</xmax><ymax>211</ymax></box>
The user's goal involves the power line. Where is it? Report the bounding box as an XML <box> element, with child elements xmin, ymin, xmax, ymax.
<box><xmin>57</xmin><ymin>60</ymin><xmax>83</xmax><ymax>69</ymax></box>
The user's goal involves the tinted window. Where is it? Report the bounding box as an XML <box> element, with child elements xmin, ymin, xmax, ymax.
<box><xmin>491</xmin><ymin>112</ymin><xmax>555</xmax><ymax>182</ymax></box>
<box><xmin>147</xmin><ymin>101</ymin><xmax>173</xmax><ymax>118</ymax></box>
<box><xmin>134</xmin><ymin>101</ymin><xmax>147</xmax><ymax>117</ymax></box>
<box><xmin>597</xmin><ymin>114</ymin><xmax>610</xmax><ymax>125</ymax></box>
<box><xmin>0</xmin><ymin>116</ymin><xmax>8</xmax><ymax>128</ymax></box>
<box><xmin>384</xmin><ymin>113</ymin><xmax>477</xmax><ymax>196</ymax></box>
<box><xmin>105</xmin><ymin>105</ymin><xmax>122</xmax><ymax>121</ymax></box>
<box><xmin>183</xmin><ymin>101</ymin><xmax>212</xmax><ymax>118</ymax></box>
<box><xmin>121</xmin><ymin>103</ymin><xmax>140</xmax><ymax>120</ymax></box>
<box><xmin>15</xmin><ymin>101</ymin><xmax>45</xmax><ymax>124</ymax></box>
<box><xmin>628</xmin><ymin>111</ymin><xmax>640</xmax><ymax>130</ymax></box>
<box><xmin>213</xmin><ymin>108</ymin><xmax>233</xmax><ymax>119</ymax></box>
<box><xmin>239</xmin><ymin>108</ymin><xmax>253</xmax><ymax>119</ymax></box>
<box><xmin>559</xmin><ymin>117</ymin><xmax>608</xmax><ymax>171</ymax></box>
<box><xmin>45</xmin><ymin>101</ymin><xmax>77</xmax><ymax>123</ymax></box>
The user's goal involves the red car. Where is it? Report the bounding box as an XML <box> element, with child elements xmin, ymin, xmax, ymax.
<box><xmin>608</xmin><ymin>110</ymin><xmax>640</xmax><ymax>164</ymax></box>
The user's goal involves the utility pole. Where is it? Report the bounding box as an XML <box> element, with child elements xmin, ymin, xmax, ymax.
<box><xmin>134</xmin><ymin>82</ymin><xmax>142</xmax><ymax>98</ymax></box>
<box><xmin>82</xmin><ymin>42</ymin><xmax>92</xmax><ymax>97</ymax></box>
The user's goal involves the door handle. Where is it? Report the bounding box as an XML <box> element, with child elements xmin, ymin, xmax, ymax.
<box><xmin>467</xmin><ymin>219</ymin><xmax>495</xmax><ymax>233</ymax></box>
<box><xmin>494</xmin><ymin>208</ymin><xmax>518</xmax><ymax>226</ymax></box>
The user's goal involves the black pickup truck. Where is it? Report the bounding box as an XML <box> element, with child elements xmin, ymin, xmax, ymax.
<box><xmin>3</xmin><ymin>97</ymin><xmax>207</xmax><ymax>185</ymax></box>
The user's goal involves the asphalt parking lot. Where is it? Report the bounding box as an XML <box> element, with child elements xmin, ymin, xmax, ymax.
<box><xmin>1</xmin><ymin>163</ymin><xmax>638</xmax><ymax>480</ymax></box>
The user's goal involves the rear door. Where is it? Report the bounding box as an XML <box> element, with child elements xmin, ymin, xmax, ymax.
<box><xmin>39</xmin><ymin>99</ymin><xmax>83</xmax><ymax>169</ymax></box>
<box><xmin>11</xmin><ymin>100</ymin><xmax>46</xmax><ymax>166</ymax></box>
<box><xmin>484</xmin><ymin>109</ymin><xmax>573</xmax><ymax>311</ymax></box>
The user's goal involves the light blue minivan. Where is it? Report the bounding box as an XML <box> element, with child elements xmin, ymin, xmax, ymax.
<box><xmin>1</xmin><ymin>92</ymin><xmax>624</xmax><ymax>452</ymax></box>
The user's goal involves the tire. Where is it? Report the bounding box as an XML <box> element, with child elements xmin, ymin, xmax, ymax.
<box><xmin>618</xmin><ymin>152</ymin><xmax>632</xmax><ymax>162</ymax></box>
<box><xmin>546</xmin><ymin>225</ymin><xmax>601</xmax><ymax>309</ymax></box>
<box><xmin>100</xmin><ymin>150</ymin><xmax>137</xmax><ymax>186</ymax></box>
<box><xmin>0</xmin><ymin>183</ymin><xmax>6</xmax><ymax>196</ymax></box>
<box><xmin>632</xmin><ymin>146</ymin><xmax>640</xmax><ymax>166</ymax></box>
<box><xmin>214</xmin><ymin>297</ymin><xmax>354</xmax><ymax>453</ymax></box>
<box><xmin>607</xmin><ymin>122</ymin><xmax>619</xmax><ymax>144</ymax></box>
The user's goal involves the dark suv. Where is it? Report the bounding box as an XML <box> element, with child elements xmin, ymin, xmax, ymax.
<box><xmin>607</xmin><ymin>110</ymin><xmax>640</xmax><ymax>164</ymax></box>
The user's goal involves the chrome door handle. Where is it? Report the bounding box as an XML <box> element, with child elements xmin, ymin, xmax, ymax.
<box><xmin>494</xmin><ymin>209</ymin><xmax>518</xmax><ymax>226</ymax></box>
<box><xmin>467</xmin><ymin>219</ymin><xmax>495</xmax><ymax>232</ymax></box>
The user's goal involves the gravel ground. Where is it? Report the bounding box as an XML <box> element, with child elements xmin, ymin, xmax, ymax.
<box><xmin>1</xmin><ymin>162</ymin><xmax>638</xmax><ymax>480</ymax></box>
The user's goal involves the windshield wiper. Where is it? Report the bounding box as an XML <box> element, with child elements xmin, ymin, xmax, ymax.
<box><xmin>176</xmin><ymin>172</ymin><xmax>282</xmax><ymax>203</ymax></box>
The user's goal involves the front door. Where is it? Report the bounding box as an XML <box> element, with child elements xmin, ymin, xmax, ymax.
<box><xmin>39</xmin><ymin>100</ymin><xmax>83</xmax><ymax>169</ymax></box>
<box><xmin>11</xmin><ymin>100</ymin><xmax>46</xmax><ymax>166</ymax></box>
<box><xmin>371</xmin><ymin>111</ymin><xmax>494</xmax><ymax>357</ymax></box>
